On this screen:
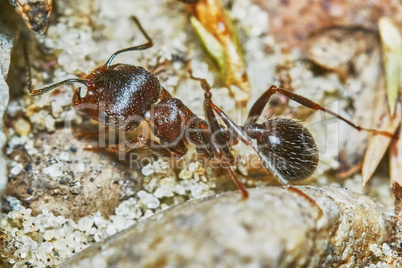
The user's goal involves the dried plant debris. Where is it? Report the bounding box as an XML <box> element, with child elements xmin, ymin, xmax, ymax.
<box><xmin>305</xmin><ymin>27</ymin><xmax>389</xmax><ymax>178</ymax></box>
<box><xmin>181</xmin><ymin>0</ymin><xmax>251</xmax><ymax>104</ymax></box>
<box><xmin>9</xmin><ymin>0</ymin><xmax>53</xmax><ymax>34</ymax></box>
<box><xmin>362</xmin><ymin>102</ymin><xmax>401</xmax><ymax>187</ymax></box>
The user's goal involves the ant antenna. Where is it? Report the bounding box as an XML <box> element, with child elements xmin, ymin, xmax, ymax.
<box><xmin>105</xmin><ymin>16</ymin><xmax>153</xmax><ymax>68</ymax></box>
<box><xmin>23</xmin><ymin>42</ymin><xmax>87</xmax><ymax>96</ymax></box>
<box><xmin>29</xmin><ymin>78</ymin><xmax>88</xmax><ymax>96</ymax></box>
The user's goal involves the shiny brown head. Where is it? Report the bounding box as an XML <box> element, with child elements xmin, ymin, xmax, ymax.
<box><xmin>72</xmin><ymin>64</ymin><xmax>161</xmax><ymax>130</ymax></box>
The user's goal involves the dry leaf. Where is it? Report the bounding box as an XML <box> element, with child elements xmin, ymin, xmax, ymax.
<box><xmin>362</xmin><ymin>102</ymin><xmax>401</xmax><ymax>187</ymax></box>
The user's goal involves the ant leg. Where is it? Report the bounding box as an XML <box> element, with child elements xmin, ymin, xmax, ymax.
<box><xmin>208</xmin><ymin>98</ymin><xmax>322</xmax><ymax>216</ymax></box>
<box><xmin>188</xmin><ymin>66</ymin><xmax>248</xmax><ymax>197</ymax></box>
<box><xmin>194</xmin><ymin>79</ymin><xmax>320</xmax><ymax>212</ymax></box>
<box><xmin>207</xmin><ymin>97</ymin><xmax>290</xmax><ymax>185</ymax></box>
<box><xmin>187</xmin><ymin>74</ymin><xmax>247</xmax><ymax>196</ymax></box>
<box><xmin>192</xmin><ymin>80</ymin><xmax>284</xmax><ymax>182</ymax></box>
<box><xmin>105</xmin><ymin>16</ymin><xmax>153</xmax><ymax>67</ymax></box>
<box><xmin>137</xmin><ymin>136</ymin><xmax>185</xmax><ymax>158</ymax></box>
<box><xmin>158</xmin><ymin>138</ymin><xmax>188</xmax><ymax>157</ymax></box>
<box><xmin>200</xmin><ymin>78</ymin><xmax>249</xmax><ymax>198</ymax></box>
<box><xmin>227</xmin><ymin>166</ymin><xmax>249</xmax><ymax>199</ymax></box>
<box><xmin>247</xmin><ymin>85</ymin><xmax>396</xmax><ymax>138</ymax></box>
<box><xmin>104</xmin><ymin>135</ymin><xmax>185</xmax><ymax>158</ymax></box>
<box><xmin>187</xmin><ymin>66</ymin><xmax>251</xmax><ymax>198</ymax></box>
<box><xmin>195</xmin><ymin>77</ymin><xmax>235</xmax><ymax>161</ymax></box>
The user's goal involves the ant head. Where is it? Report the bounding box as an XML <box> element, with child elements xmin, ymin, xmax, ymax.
<box><xmin>72</xmin><ymin>64</ymin><xmax>161</xmax><ymax>130</ymax></box>
<box><xmin>248</xmin><ymin>117</ymin><xmax>319</xmax><ymax>181</ymax></box>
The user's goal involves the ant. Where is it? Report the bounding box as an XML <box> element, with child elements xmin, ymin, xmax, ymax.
<box><xmin>28</xmin><ymin>17</ymin><xmax>396</xmax><ymax>200</ymax></box>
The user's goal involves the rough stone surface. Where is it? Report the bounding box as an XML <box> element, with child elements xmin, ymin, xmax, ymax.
<box><xmin>61</xmin><ymin>186</ymin><xmax>392</xmax><ymax>268</ymax></box>
<box><xmin>4</xmin><ymin>129</ymin><xmax>142</xmax><ymax>220</ymax></box>
<box><xmin>0</xmin><ymin>31</ymin><xmax>12</xmax><ymax>196</ymax></box>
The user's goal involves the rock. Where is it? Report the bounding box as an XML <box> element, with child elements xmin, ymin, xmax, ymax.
<box><xmin>4</xmin><ymin>129</ymin><xmax>142</xmax><ymax>220</ymax></box>
<box><xmin>13</xmin><ymin>118</ymin><xmax>31</xmax><ymax>136</ymax></box>
<box><xmin>60</xmin><ymin>186</ymin><xmax>392</xmax><ymax>267</ymax></box>
<box><xmin>0</xmin><ymin>30</ymin><xmax>12</xmax><ymax>198</ymax></box>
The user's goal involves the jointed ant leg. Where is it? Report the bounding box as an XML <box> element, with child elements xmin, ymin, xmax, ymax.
<box><xmin>193</xmin><ymin>78</ymin><xmax>322</xmax><ymax>213</ymax></box>
<box><xmin>188</xmin><ymin>69</ymin><xmax>282</xmax><ymax>198</ymax></box>
<box><xmin>209</xmin><ymin>97</ymin><xmax>322</xmax><ymax>216</ymax></box>
<box><xmin>195</xmin><ymin>77</ymin><xmax>248</xmax><ymax>198</ymax></box>
<box><xmin>196</xmin><ymin>83</ymin><xmax>289</xmax><ymax>186</ymax></box>
<box><xmin>105</xmin><ymin>16</ymin><xmax>154</xmax><ymax>67</ymax></box>
<box><xmin>227</xmin><ymin>166</ymin><xmax>249</xmax><ymax>199</ymax></box>
<box><xmin>187</xmin><ymin>69</ymin><xmax>234</xmax><ymax>158</ymax></box>
<box><xmin>104</xmin><ymin>135</ymin><xmax>185</xmax><ymax>158</ymax></box>
<box><xmin>247</xmin><ymin>85</ymin><xmax>397</xmax><ymax>138</ymax></box>
<box><xmin>208</xmin><ymin>98</ymin><xmax>292</xmax><ymax>186</ymax></box>
<box><xmin>204</xmin><ymin>90</ymin><xmax>234</xmax><ymax>160</ymax></box>
<box><xmin>199</xmin><ymin>118</ymin><xmax>248</xmax><ymax>198</ymax></box>
<box><xmin>189</xmin><ymin>64</ymin><xmax>319</xmax><ymax>204</ymax></box>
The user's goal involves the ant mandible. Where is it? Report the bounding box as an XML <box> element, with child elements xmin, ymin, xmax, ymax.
<box><xmin>28</xmin><ymin>17</ymin><xmax>395</xmax><ymax>199</ymax></box>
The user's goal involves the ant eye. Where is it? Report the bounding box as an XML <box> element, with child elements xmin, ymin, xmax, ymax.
<box><xmin>79</xmin><ymin>87</ymin><xmax>88</xmax><ymax>99</ymax></box>
<box><xmin>256</xmin><ymin>117</ymin><xmax>319</xmax><ymax>181</ymax></box>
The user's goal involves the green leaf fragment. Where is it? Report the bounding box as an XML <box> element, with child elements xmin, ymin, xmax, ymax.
<box><xmin>190</xmin><ymin>16</ymin><xmax>227</xmax><ymax>81</ymax></box>
<box><xmin>379</xmin><ymin>17</ymin><xmax>402</xmax><ymax>115</ymax></box>
<box><xmin>224</xmin><ymin>10</ymin><xmax>245</xmax><ymax>63</ymax></box>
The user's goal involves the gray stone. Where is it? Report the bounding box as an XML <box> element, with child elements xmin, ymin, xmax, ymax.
<box><xmin>61</xmin><ymin>186</ymin><xmax>392</xmax><ymax>268</ymax></box>
<box><xmin>0</xmin><ymin>31</ymin><xmax>12</xmax><ymax>196</ymax></box>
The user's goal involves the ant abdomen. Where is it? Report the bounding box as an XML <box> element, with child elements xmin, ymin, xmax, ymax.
<box><xmin>252</xmin><ymin>117</ymin><xmax>319</xmax><ymax>181</ymax></box>
<box><xmin>73</xmin><ymin>64</ymin><xmax>161</xmax><ymax>130</ymax></box>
